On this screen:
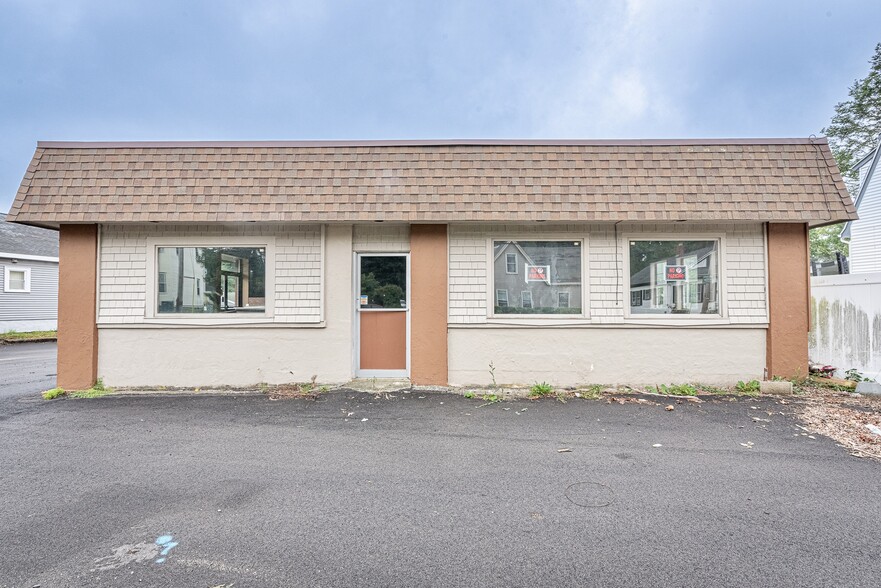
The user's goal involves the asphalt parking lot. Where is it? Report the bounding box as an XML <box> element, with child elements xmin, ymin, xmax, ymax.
<box><xmin>0</xmin><ymin>341</ymin><xmax>56</xmax><ymax>399</ymax></box>
<box><xmin>2</xmin><ymin>387</ymin><xmax>879</xmax><ymax>587</ymax></box>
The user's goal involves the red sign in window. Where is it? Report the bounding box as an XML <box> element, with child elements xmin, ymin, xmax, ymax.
<box><xmin>527</xmin><ymin>265</ymin><xmax>550</xmax><ymax>284</ymax></box>
<box><xmin>665</xmin><ymin>265</ymin><xmax>686</xmax><ymax>281</ymax></box>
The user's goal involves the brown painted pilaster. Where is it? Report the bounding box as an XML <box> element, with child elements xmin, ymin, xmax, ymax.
<box><xmin>766</xmin><ymin>223</ymin><xmax>809</xmax><ymax>379</ymax></box>
<box><xmin>410</xmin><ymin>224</ymin><xmax>448</xmax><ymax>385</ymax></box>
<box><xmin>57</xmin><ymin>224</ymin><xmax>98</xmax><ymax>390</ymax></box>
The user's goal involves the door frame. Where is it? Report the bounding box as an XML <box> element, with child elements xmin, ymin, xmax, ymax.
<box><xmin>353</xmin><ymin>252</ymin><xmax>411</xmax><ymax>378</ymax></box>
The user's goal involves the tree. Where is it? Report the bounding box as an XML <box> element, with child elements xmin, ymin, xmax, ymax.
<box><xmin>812</xmin><ymin>43</ymin><xmax>881</xmax><ymax>262</ymax></box>
<box><xmin>823</xmin><ymin>42</ymin><xmax>881</xmax><ymax>191</ymax></box>
<box><xmin>809</xmin><ymin>224</ymin><xmax>848</xmax><ymax>262</ymax></box>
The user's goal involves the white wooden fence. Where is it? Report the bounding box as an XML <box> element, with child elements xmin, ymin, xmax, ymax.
<box><xmin>809</xmin><ymin>272</ymin><xmax>881</xmax><ymax>380</ymax></box>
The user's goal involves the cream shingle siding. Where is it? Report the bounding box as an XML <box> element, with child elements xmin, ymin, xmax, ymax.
<box><xmin>448</xmin><ymin>223</ymin><xmax>768</xmax><ymax>325</ymax></box>
<box><xmin>98</xmin><ymin>224</ymin><xmax>322</xmax><ymax>324</ymax></box>
<box><xmin>352</xmin><ymin>224</ymin><xmax>410</xmax><ymax>252</ymax></box>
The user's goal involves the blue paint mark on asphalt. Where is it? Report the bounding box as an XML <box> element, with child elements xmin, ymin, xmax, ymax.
<box><xmin>154</xmin><ymin>534</ymin><xmax>179</xmax><ymax>564</ymax></box>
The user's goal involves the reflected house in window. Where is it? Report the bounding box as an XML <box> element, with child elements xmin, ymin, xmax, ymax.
<box><xmin>629</xmin><ymin>241</ymin><xmax>719</xmax><ymax>315</ymax></box>
<box><xmin>492</xmin><ymin>240</ymin><xmax>582</xmax><ymax>315</ymax></box>
<box><xmin>157</xmin><ymin>247</ymin><xmax>265</xmax><ymax>314</ymax></box>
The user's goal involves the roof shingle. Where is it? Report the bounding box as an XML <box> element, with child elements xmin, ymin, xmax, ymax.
<box><xmin>7</xmin><ymin>139</ymin><xmax>856</xmax><ymax>228</ymax></box>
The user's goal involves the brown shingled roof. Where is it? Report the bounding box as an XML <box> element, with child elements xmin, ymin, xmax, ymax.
<box><xmin>7</xmin><ymin>139</ymin><xmax>856</xmax><ymax>228</ymax></box>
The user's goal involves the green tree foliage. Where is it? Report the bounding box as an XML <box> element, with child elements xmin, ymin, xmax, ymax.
<box><xmin>823</xmin><ymin>42</ymin><xmax>881</xmax><ymax>191</ymax></box>
<box><xmin>813</xmin><ymin>43</ymin><xmax>881</xmax><ymax>263</ymax></box>
<box><xmin>810</xmin><ymin>224</ymin><xmax>848</xmax><ymax>262</ymax></box>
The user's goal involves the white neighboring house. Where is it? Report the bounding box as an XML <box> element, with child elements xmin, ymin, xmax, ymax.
<box><xmin>0</xmin><ymin>213</ymin><xmax>58</xmax><ymax>332</ymax></box>
<box><xmin>841</xmin><ymin>137</ymin><xmax>881</xmax><ymax>273</ymax></box>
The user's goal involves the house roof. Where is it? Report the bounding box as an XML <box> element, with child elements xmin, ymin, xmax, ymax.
<box><xmin>0</xmin><ymin>213</ymin><xmax>58</xmax><ymax>258</ymax></box>
<box><xmin>841</xmin><ymin>135</ymin><xmax>881</xmax><ymax>240</ymax></box>
<box><xmin>7</xmin><ymin>138</ymin><xmax>857</xmax><ymax>229</ymax></box>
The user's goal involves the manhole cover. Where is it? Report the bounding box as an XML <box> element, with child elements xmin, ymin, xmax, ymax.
<box><xmin>565</xmin><ymin>482</ymin><xmax>614</xmax><ymax>507</ymax></box>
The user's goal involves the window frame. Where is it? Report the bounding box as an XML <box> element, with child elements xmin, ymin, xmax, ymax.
<box><xmin>557</xmin><ymin>291</ymin><xmax>570</xmax><ymax>308</ymax></box>
<box><xmin>496</xmin><ymin>289</ymin><xmax>509</xmax><ymax>307</ymax></box>
<box><xmin>520</xmin><ymin>290</ymin><xmax>533</xmax><ymax>308</ymax></box>
<box><xmin>505</xmin><ymin>253</ymin><xmax>518</xmax><ymax>274</ymax></box>
<box><xmin>622</xmin><ymin>233</ymin><xmax>727</xmax><ymax>322</ymax></box>
<box><xmin>144</xmin><ymin>236</ymin><xmax>276</xmax><ymax>323</ymax></box>
<box><xmin>486</xmin><ymin>236</ymin><xmax>588</xmax><ymax>320</ymax></box>
<box><xmin>4</xmin><ymin>265</ymin><xmax>31</xmax><ymax>293</ymax></box>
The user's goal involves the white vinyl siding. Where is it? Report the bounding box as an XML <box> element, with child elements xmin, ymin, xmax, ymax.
<box><xmin>0</xmin><ymin>259</ymin><xmax>58</xmax><ymax>327</ymax></box>
<box><xmin>849</xmin><ymin>165</ymin><xmax>881</xmax><ymax>273</ymax></box>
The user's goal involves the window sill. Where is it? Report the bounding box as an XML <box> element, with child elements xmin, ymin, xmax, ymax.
<box><xmin>484</xmin><ymin>316</ymin><xmax>591</xmax><ymax>327</ymax></box>
<box><xmin>99</xmin><ymin>318</ymin><xmax>325</xmax><ymax>328</ymax></box>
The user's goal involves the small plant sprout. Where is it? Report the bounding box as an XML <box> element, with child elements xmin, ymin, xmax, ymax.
<box><xmin>648</xmin><ymin>383</ymin><xmax>698</xmax><ymax>396</ymax></box>
<box><xmin>42</xmin><ymin>388</ymin><xmax>65</xmax><ymax>400</ymax></box>
<box><xmin>464</xmin><ymin>391</ymin><xmax>475</xmax><ymax>399</ymax></box>
<box><xmin>735</xmin><ymin>380</ymin><xmax>761</xmax><ymax>394</ymax></box>
<box><xmin>845</xmin><ymin>368</ymin><xmax>875</xmax><ymax>383</ymax></box>
<box><xmin>488</xmin><ymin>361</ymin><xmax>498</xmax><ymax>388</ymax></box>
<box><xmin>529</xmin><ymin>382</ymin><xmax>554</xmax><ymax>397</ymax></box>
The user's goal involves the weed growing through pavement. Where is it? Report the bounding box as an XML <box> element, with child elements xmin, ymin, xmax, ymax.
<box><xmin>735</xmin><ymin>380</ymin><xmax>761</xmax><ymax>395</ymax></box>
<box><xmin>647</xmin><ymin>383</ymin><xmax>698</xmax><ymax>396</ymax></box>
<box><xmin>529</xmin><ymin>382</ymin><xmax>554</xmax><ymax>397</ymax></box>
<box><xmin>41</xmin><ymin>388</ymin><xmax>64</xmax><ymax>400</ymax></box>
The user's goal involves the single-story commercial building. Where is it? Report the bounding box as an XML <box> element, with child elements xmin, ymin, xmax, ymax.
<box><xmin>0</xmin><ymin>212</ymin><xmax>59</xmax><ymax>333</ymax></box>
<box><xmin>6</xmin><ymin>139</ymin><xmax>856</xmax><ymax>390</ymax></box>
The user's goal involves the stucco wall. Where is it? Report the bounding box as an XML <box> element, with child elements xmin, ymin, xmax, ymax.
<box><xmin>98</xmin><ymin>225</ymin><xmax>354</xmax><ymax>387</ymax></box>
<box><xmin>448</xmin><ymin>327</ymin><xmax>766</xmax><ymax>386</ymax></box>
<box><xmin>448</xmin><ymin>223</ymin><xmax>768</xmax><ymax>325</ymax></box>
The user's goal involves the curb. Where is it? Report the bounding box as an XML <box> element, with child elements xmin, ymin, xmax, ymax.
<box><xmin>1</xmin><ymin>337</ymin><xmax>57</xmax><ymax>345</ymax></box>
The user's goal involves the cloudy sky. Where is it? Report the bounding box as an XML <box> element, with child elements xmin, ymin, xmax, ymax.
<box><xmin>2</xmin><ymin>0</ymin><xmax>880</xmax><ymax>211</ymax></box>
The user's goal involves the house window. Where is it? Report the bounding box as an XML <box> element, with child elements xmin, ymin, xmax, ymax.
<box><xmin>496</xmin><ymin>289</ymin><xmax>509</xmax><ymax>307</ymax></box>
<box><xmin>493</xmin><ymin>240</ymin><xmax>582</xmax><ymax>315</ymax></box>
<box><xmin>557</xmin><ymin>292</ymin><xmax>570</xmax><ymax>308</ymax></box>
<box><xmin>506</xmin><ymin>253</ymin><xmax>517</xmax><ymax>274</ymax></box>
<box><xmin>628</xmin><ymin>240</ymin><xmax>720</xmax><ymax>316</ymax></box>
<box><xmin>4</xmin><ymin>266</ymin><xmax>31</xmax><ymax>293</ymax></box>
<box><xmin>156</xmin><ymin>247</ymin><xmax>266</xmax><ymax>314</ymax></box>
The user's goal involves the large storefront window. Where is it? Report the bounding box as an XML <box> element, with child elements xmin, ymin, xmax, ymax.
<box><xmin>156</xmin><ymin>247</ymin><xmax>266</xmax><ymax>314</ymax></box>
<box><xmin>629</xmin><ymin>240</ymin><xmax>720</xmax><ymax>315</ymax></box>
<box><xmin>492</xmin><ymin>240</ymin><xmax>582</xmax><ymax>315</ymax></box>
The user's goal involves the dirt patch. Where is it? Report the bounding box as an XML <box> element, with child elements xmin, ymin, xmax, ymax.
<box><xmin>264</xmin><ymin>383</ymin><xmax>322</xmax><ymax>401</ymax></box>
<box><xmin>795</xmin><ymin>385</ymin><xmax>881</xmax><ymax>460</ymax></box>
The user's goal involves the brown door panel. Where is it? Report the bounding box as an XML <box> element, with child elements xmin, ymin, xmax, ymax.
<box><xmin>359</xmin><ymin>311</ymin><xmax>407</xmax><ymax>370</ymax></box>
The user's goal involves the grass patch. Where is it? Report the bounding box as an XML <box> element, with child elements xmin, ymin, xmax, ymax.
<box><xmin>647</xmin><ymin>383</ymin><xmax>699</xmax><ymax>396</ymax></box>
<box><xmin>574</xmin><ymin>384</ymin><xmax>606</xmax><ymax>400</ymax></box>
<box><xmin>529</xmin><ymin>382</ymin><xmax>554</xmax><ymax>397</ymax></box>
<box><xmin>41</xmin><ymin>387</ymin><xmax>65</xmax><ymax>400</ymax></box>
<box><xmin>735</xmin><ymin>379</ymin><xmax>761</xmax><ymax>396</ymax></box>
<box><xmin>67</xmin><ymin>378</ymin><xmax>114</xmax><ymax>399</ymax></box>
<box><xmin>2</xmin><ymin>330</ymin><xmax>57</xmax><ymax>342</ymax></box>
